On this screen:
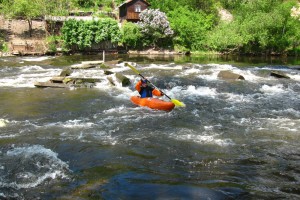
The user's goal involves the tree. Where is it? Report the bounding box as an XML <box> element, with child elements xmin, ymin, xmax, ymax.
<box><xmin>121</xmin><ymin>21</ymin><xmax>143</xmax><ymax>49</ymax></box>
<box><xmin>168</xmin><ymin>6</ymin><xmax>215</xmax><ymax>51</ymax></box>
<box><xmin>205</xmin><ymin>21</ymin><xmax>245</xmax><ymax>52</ymax></box>
<box><xmin>148</xmin><ymin>0</ymin><xmax>218</xmax><ymax>14</ymax></box>
<box><xmin>1</xmin><ymin>0</ymin><xmax>70</xmax><ymax>37</ymax></box>
<box><xmin>1</xmin><ymin>0</ymin><xmax>44</xmax><ymax>37</ymax></box>
<box><xmin>137</xmin><ymin>9</ymin><xmax>174</xmax><ymax>49</ymax></box>
<box><xmin>205</xmin><ymin>0</ymin><xmax>300</xmax><ymax>54</ymax></box>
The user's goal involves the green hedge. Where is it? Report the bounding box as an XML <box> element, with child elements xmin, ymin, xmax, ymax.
<box><xmin>61</xmin><ymin>18</ymin><xmax>121</xmax><ymax>50</ymax></box>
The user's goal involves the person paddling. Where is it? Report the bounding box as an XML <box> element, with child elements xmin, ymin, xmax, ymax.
<box><xmin>135</xmin><ymin>78</ymin><xmax>163</xmax><ymax>98</ymax></box>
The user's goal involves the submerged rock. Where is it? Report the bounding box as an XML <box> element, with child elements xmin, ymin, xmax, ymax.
<box><xmin>34</xmin><ymin>60</ymin><xmax>129</xmax><ymax>88</ymax></box>
<box><xmin>218</xmin><ymin>70</ymin><xmax>245</xmax><ymax>80</ymax></box>
<box><xmin>270</xmin><ymin>71</ymin><xmax>290</xmax><ymax>79</ymax></box>
<box><xmin>59</xmin><ymin>67</ymin><xmax>72</xmax><ymax>77</ymax></box>
<box><xmin>115</xmin><ymin>72</ymin><xmax>130</xmax><ymax>87</ymax></box>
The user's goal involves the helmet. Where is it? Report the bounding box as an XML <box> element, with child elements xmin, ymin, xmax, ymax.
<box><xmin>141</xmin><ymin>79</ymin><xmax>147</xmax><ymax>84</ymax></box>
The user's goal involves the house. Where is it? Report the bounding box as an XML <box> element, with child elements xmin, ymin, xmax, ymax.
<box><xmin>119</xmin><ymin>0</ymin><xmax>150</xmax><ymax>22</ymax></box>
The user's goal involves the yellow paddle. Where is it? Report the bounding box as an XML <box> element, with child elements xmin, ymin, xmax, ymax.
<box><xmin>125</xmin><ymin>63</ymin><xmax>186</xmax><ymax>107</ymax></box>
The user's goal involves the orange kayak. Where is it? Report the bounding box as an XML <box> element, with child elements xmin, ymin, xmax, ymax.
<box><xmin>130</xmin><ymin>96</ymin><xmax>175</xmax><ymax>112</ymax></box>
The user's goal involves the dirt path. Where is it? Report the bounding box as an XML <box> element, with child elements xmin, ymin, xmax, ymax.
<box><xmin>0</xmin><ymin>16</ymin><xmax>47</xmax><ymax>55</ymax></box>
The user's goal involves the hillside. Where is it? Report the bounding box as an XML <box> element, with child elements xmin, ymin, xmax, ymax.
<box><xmin>0</xmin><ymin>0</ymin><xmax>300</xmax><ymax>56</ymax></box>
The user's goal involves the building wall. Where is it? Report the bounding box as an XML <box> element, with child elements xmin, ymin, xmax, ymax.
<box><xmin>119</xmin><ymin>0</ymin><xmax>149</xmax><ymax>22</ymax></box>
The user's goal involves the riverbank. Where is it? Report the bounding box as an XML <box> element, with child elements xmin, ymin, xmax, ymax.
<box><xmin>0</xmin><ymin>16</ymin><xmax>299</xmax><ymax>58</ymax></box>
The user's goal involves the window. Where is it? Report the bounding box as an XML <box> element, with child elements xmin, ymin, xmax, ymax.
<box><xmin>135</xmin><ymin>4</ymin><xmax>141</xmax><ymax>12</ymax></box>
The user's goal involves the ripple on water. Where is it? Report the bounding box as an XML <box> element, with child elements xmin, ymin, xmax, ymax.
<box><xmin>0</xmin><ymin>144</ymin><xmax>70</xmax><ymax>198</ymax></box>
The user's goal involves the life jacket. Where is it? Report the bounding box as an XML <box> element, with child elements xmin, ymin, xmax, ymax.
<box><xmin>139</xmin><ymin>85</ymin><xmax>154</xmax><ymax>98</ymax></box>
<box><xmin>135</xmin><ymin>80</ymin><xmax>163</xmax><ymax>98</ymax></box>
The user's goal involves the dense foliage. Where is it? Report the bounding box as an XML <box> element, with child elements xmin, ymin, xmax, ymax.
<box><xmin>61</xmin><ymin>18</ymin><xmax>121</xmax><ymax>50</ymax></box>
<box><xmin>121</xmin><ymin>21</ymin><xmax>143</xmax><ymax>49</ymax></box>
<box><xmin>205</xmin><ymin>0</ymin><xmax>300</xmax><ymax>54</ymax></box>
<box><xmin>147</xmin><ymin>0</ymin><xmax>300</xmax><ymax>54</ymax></box>
<box><xmin>168</xmin><ymin>6</ymin><xmax>215</xmax><ymax>51</ymax></box>
<box><xmin>1</xmin><ymin>0</ymin><xmax>300</xmax><ymax>55</ymax></box>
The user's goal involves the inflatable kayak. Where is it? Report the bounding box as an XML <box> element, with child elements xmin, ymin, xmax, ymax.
<box><xmin>130</xmin><ymin>96</ymin><xmax>175</xmax><ymax>112</ymax></box>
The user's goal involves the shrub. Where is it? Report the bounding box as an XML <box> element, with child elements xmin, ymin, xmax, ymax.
<box><xmin>137</xmin><ymin>9</ymin><xmax>174</xmax><ymax>49</ymax></box>
<box><xmin>121</xmin><ymin>21</ymin><xmax>143</xmax><ymax>49</ymax></box>
<box><xmin>61</xmin><ymin>18</ymin><xmax>121</xmax><ymax>50</ymax></box>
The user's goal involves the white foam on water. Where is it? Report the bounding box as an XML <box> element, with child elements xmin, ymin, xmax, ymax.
<box><xmin>0</xmin><ymin>134</ymin><xmax>18</xmax><ymax>139</ymax></box>
<box><xmin>143</xmin><ymin>64</ymin><xmax>183</xmax><ymax>71</ymax></box>
<box><xmin>1</xmin><ymin>145</ymin><xmax>70</xmax><ymax>190</ymax></box>
<box><xmin>262</xmin><ymin>117</ymin><xmax>300</xmax><ymax>133</ymax></box>
<box><xmin>288</xmin><ymin>73</ymin><xmax>300</xmax><ymax>81</ymax></box>
<box><xmin>45</xmin><ymin>118</ymin><xmax>95</xmax><ymax>129</ymax></box>
<box><xmin>179</xmin><ymin>63</ymin><xmax>292</xmax><ymax>83</ymax></box>
<box><xmin>260</xmin><ymin>84</ymin><xmax>286</xmax><ymax>94</ymax></box>
<box><xmin>69</xmin><ymin>68</ymin><xmax>104</xmax><ymax>78</ymax></box>
<box><xmin>19</xmin><ymin>65</ymin><xmax>45</xmax><ymax>72</ymax></box>
<box><xmin>61</xmin><ymin>119</ymin><xmax>95</xmax><ymax>128</ymax></box>
<box><xmin>0</xmin><ymin>65</ymin><xmax>61</xmax><ymax>88</ymax></box>
<box><xmin>220</xmin><ymin>92</ymin><xmax>252</xmax><ymax>103</ymax></box>
<box><xmin>237</xmin><ymin>69</ymin><xmax>266</xmax><ymax>82</ymax></box>
<box><xmin>207</xmin><ymin>63</ymin><xmax>235</xmax><ymax>71</ymax></box>
<box><xmin>111</xmin><ymin>63</ymin><xmax>135</xmax><ymax>73</ymax></box>
<box><xmin>101</xmin><ymin>105</ymin><xmax>169</xmax><ymax>123</ymax></box>
<box><xmin>271</xmin><ymin>108</ymin><xmax>300</xmax><ymax>118</ymax></box>
<box><xmin>0</xmin><ymin>119</ymin><xmax>8</xmax><ymax>128</ymax></box>
<box><xmin>197</xmin><ymin>71</ymin><xmax>220</xmax><ymax>81</ymax></box>
<box><xmin>183</xmin><ymin>67</ymin><xmax>202</xmax><ymax>75</ymax></box>
<box><xmin>21</xmin><ymin>56</ymin><xmax>52</xmax><ymax>62</ymax></box>
<box><xmin>239</xmin><ymin>117</ymin><xmax>300</xmax><ymax>134</ymax></box>
<box><xmin>103</xmin><ymin>105</ymin><xmax>131</xmax><ymax>114</ymax></box>
<box><xmin>170</xmin><ymin>128</ymin><xmax>234</xmax><ymax>146</ymax></box>
<box><xmin>89</xmin><ymin>130</ymin><xmax>119</xmax><ymax>145</ymax></box>
<box><xmin>182</xmin><ymin>85</ymin><xmax>218</xmax><ymax>98</ymax></box>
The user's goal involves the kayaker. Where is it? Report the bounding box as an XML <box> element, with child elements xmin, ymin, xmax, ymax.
<box><xmin>135</xmin><ymin>79</ymin><xmax>163</xmax><ymax>98</ymax></box>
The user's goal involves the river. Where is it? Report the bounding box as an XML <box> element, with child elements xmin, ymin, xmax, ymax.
<box><xmin>0</xmin><ymin>54</ymin><xmax>299</xmax><ymax>199</ymax></box>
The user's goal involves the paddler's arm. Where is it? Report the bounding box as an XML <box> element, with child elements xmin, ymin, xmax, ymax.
<box><xmin>135</xmin><ymin>80</ymin><xmax>142</xmax><ymax>92</ymax></box>
<box><xmin>152</xmin><ymin>88</ymin><xmax>163</xmax><ymax>96</ymax></box>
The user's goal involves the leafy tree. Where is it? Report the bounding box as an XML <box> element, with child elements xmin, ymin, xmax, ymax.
<box><xmin>168</xmin><ymin>6</ymin><xmax>215</xmax><ymax>51</ymax></box>
<box><xmin>1</xmin><ymin>0</ymin><xmax>70</xmax><ymax>37</ymax></box>
<box><xmin>205</xmin><ymin>0</ymin><xmax>300</xmax><ymax>54</ymax></box>
<box><xmin>137</xmin><ymin>9</ymin><xmax>174</xmax><ymax>48</ymax></box>
<box><xmin>1</xmin><ymin>0</ymin><xmax>44</xmax><ymax>37</ymax></box>
<box><xmin>205</xmin><ymin>21</ymin><xmax>245</xmax><ymax>52</ymax></box>
<box><xmin>121</xmin><ymin>21</ymin><xmax>143</xmax><ymax>49</ymax></box>
<box><xmin>148</xmin><ymin>0</ymin><xmax>218</xmax><ymax>14</ymax></box>
<box><xmin>219</xmin><ymin>0</ymin><xmax>244</xmax><ymax>10</ymax></box>
<box><xmin>45</xmin><ymin>0</ymin><xmax>70</xmax><ymax>16</ymax></box>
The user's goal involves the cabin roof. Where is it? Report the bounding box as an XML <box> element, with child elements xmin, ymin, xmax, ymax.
<box><xmin>119</xmin><ymin>0</ymin><xmax>150</xmax><ymax>8</ymax></box>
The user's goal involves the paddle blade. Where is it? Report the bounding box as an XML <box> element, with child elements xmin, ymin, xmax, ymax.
<box><xmin>125</xmin><ymin>63</ymin><xmax>140</xmax><ymax>75</ymax></box>
<box><xmin>171</xmin><ymin>99</ymin><xmax>186</xmax><ymax>107</ymax></box>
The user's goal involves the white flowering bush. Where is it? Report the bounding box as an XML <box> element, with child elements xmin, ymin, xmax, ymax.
<box><xmin>137</xmin><ymin>9</ymin><xmax>174</xmax><ymax>48</ymax></box>
<box><xmin>291</xmin><ymin>3</ymin><xmax>300</xmax><ymax>20</ymax></box>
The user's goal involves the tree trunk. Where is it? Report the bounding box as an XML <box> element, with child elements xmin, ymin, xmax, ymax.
<box><xmin>27</xmin><ymin>19</ymin><xmax>33</xmax><ymax>37</ymax></box>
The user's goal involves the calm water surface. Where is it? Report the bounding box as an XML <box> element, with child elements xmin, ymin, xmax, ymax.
<box><xmin>0</xmin><ymin>55</ymin><xmax>299</xmax><ymax>199</ymax></box>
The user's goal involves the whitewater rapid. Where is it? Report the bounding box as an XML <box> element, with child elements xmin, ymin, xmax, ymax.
<box><xmin>0</xmin><ymin>56</ymin><xmax>299</xmax><ymax>199</ymax></box>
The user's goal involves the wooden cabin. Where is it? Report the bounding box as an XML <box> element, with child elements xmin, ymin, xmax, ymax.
<box><xmin>119</xmin><ymin>0</ymin><xmax>150</xmax><ymax>22</ymax></box>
